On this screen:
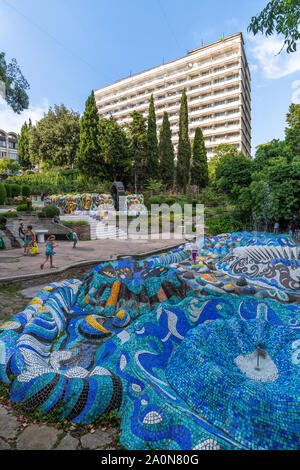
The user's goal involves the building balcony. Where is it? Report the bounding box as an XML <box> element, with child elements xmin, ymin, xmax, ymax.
<box><xmin>96</xmin><ymin>63</ymin><xmax>241</xmax><ymax>111</ymax></box>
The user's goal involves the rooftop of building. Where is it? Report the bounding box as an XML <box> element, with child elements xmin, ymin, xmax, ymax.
<box><xmin>95</xmin><ymin>32</ymin><xmax>245</xmax><ymax>95</ymax></box>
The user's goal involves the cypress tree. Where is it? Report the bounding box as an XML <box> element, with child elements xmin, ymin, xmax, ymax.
<box><xmin>99</xmin><ymin>116</ymin><xmax>132</xmax><ymax>184</ymax></box>
<box><xmin>191</xmin><ymin>127</ymin><xmax>209</xmax><ymax>190</ymax></box>
<box><xmin>77</xmin><ymin>91</ymin><xmax>105</xmax><ymax>178</ymax></box>
<box><xmin>159</xmin><ymin>112</ymin><xmax>174</xmax><ymax>188</ymax></box>
<box><xmin>127</xmin><ymin>111</ymin><xmax>147</xmax><ymax>192</ymax></box>
<box><xmin>146</xmin><ymin>94</ymin><xmax>159</xmax><ymax>179</ymax></box>
<box><xmin>18</xmin><ymin>120</ymin><xmax>31</xmax><ymax>169</ymax></box>
<box><xmin>176</xmin><ymin>89</ymin><xmax>191</xmax><ymax>192</ymax></box>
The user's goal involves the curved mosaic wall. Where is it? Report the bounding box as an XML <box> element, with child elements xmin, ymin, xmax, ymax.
<box><xmin>0</xmin><ymin>233</ymin><xmax>299</xmax><ymax>450</ymax></box>
<box><xmin>46</xmin><ymin>193</ymin><xmax>146</xmax><ymax>217</ymax></box>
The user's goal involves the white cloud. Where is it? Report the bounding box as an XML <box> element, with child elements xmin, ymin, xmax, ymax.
<box><xmin>291</xmin><ymin>80</ymin><xmax>300</xmax><ymax>103</ymax></box>
<box><xmin>0</xmin><ymin>97</ymin><xmax>49</xmax><ymax>133</ymax></box>
<box><xmin>249</xmin><ymin>63</ymin><xmax>258</xmax><ymax>74</ymax></box>
<box><xmin>246</xmin><ymin>33</ymin><xmax>300</xmax><ymax>79</ymax></box>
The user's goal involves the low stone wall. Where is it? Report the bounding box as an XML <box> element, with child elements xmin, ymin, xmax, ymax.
<box><xmin>5</xmin><ymin>214</ymin><xmax>70</xmax><ymax>246</ymax></box>
<box><xmin>62</xmin><ymin>223</ymin><xmax>91</xmax><ymax>241</ymax></box>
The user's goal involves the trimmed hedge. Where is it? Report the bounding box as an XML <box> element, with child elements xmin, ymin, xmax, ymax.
<box><xmin>0</xmin><ymin>183</ymin><xmax>6</xmax><ymax>205</ymax></box>
<box><xmin>21</xmin><ymin>185</ymin><xmax>30</xmax><ymax>198</ymax></box>
<box><xmin>11</xmin><ymin>184</ymin><xmax>21</xmax><ymax>197</ymax></box>
<box><xmin>4</xmin><ymin>184</ymin><xmax>12</xmax><ymax>198</ymax></box>
<box><xmin>61</xmin><ymin>220</ymin><xmax>88</xmax><ymax>226</ymax></box>
<box><xmin>38</xmin><ymin>205</ymin><xmax>60</xmax><ymax>218</ymax></box>
<box><xmin>16</xmin><ymin>203</ymin><xmax>33</xmax><ymax>212</ymax></box>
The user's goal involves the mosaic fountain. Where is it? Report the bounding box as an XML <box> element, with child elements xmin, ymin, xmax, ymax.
<box><xmin>0</xmin><ymin>231</ymin><xmax>299</xmax><ymax>450</ymax></box>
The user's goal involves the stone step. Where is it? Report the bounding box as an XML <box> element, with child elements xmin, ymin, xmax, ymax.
<box><xmin>0</xmin><ymin>230</ymin><xmax>12</xmax><ymax>249</ymax></box>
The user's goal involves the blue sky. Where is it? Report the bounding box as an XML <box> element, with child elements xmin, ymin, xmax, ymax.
<box><xmin>0</xmin><ymin>0</ymin><xmax>300</xmax><ymax>154</ymax></box>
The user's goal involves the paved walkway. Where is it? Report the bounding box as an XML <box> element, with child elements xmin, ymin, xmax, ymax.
<box><xmin>0</xmin><ymin>235</ymin><xmax>187</xmax><ymax>280</ymax></box>
<box><xmin>0</xmin><ymin>400</ymin><xmax>120</xmax><ymax>450</ymax></box>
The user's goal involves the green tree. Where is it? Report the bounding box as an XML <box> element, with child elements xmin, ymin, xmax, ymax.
<box><xmin>99</xmin><ymin>116</ymin><xmax>132</xmax><ymax>183</ymax></box>
<box><xmin>285</xmin><ymin>103</ymin><xmax>300</xmax><ymax>156</ymax></box>
<box><xmin>77</xmin><ymin>91</ymin><xmax>105</xmax><ymax>178</ymax></box>
<box><xmin>18</xmin><ymin>119</ymin><xmax>32</xmax><ymax>169</ymax></box>
<box><xmin>215</xmin><ymin>152</ymin><xmax>253</xmax><ymax>202</ymax></box>
<box><xmin>28</xmin><ymin>105</ymin><xmax>80</xmax><ymax>168</ymax></box>
<box><xmin>28</xmin><ymin>124</ymin><xmax>41</xmax><ymax>167</ymax></box>
<box><xmin>146</xmin><ymin>94</ymin><xmax>159</xmax><ymax>179</ymax></box>
<box><xmin>208</xmin><ymin>144</ymin><xmax>239</xmax><ymax>185</ymax></box>
<box><xmin>127</xmin><ymin>111</ymin><xmax>147</xmax><ymax>192</ymax></box>
<box><xmin>191</xmin><ymin>127</ymin><xmax>209</xmax><ymax>190</ymax></box>
<box><xmin>0</xmin><ymin>157</ymin><xmax>20</xmax><ymax>173</ymax></box>
<box><xmin>176</xmin><ymin>89</ymin><xmax>191</xmax><ymax>192</ymax></box>
<box><xmin>254</xmin><ymin>139</ymin><xmax>293</xmax><ymax>171</ymax></box>
<box><xmin>158</xmin><ymin>112</ymin><xmax>175</xmax><ymax>188</ymax></box>
<box><xmin>250</xmin><ymin>156</ymin><xmax>300</xmax><ymax>226</ymax></box>
<box><xmin>146</xmin><ymin>178</ymin><xmax>164</xmax><ymax>196</ymax></box>
<box><xmin>248</xmin><ymin>0</ymin><xmax>300</xmax><ymax>53</ymax></box>
<box><xmin>0</xmin><ymin>52</ymin><xmax>30</xmax><ymax>113</ymax></box>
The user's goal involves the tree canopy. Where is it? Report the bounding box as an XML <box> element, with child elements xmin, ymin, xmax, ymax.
<box><xmin>176</xmin><ymin>89</ymin><xmax>191</xmax><ymax>192</ymax></box>
<box><xmin>146</xmin><ymin>94</ymin><xmax>159</xmax><ymax>180</ymax></box>
<box><xmin>77</xmin><ymin>91</ymin><xmax>104</xmax><ymax>178</ymax></box>
<box><xmin>18</xmin><ymin>119</ymin><xmax>32</xmax><ymax>169</ymax></box>
<box><xmin>99</xmin><ymin>116</ymin><xmax>132</xmax><ymax>183</ymax></box>
<box><xmin>158</xmin><ymin>111</ymin><xmax>175</xmax><ymax>188</ymax></box>
<box><xmin>285</xmin><ymin>103</ymin><xmax>300</xmax><ymax>156</ymax></box>
<box><xmin>0</xmin><ymin>52</ymin><xmax>30</xmax><ymax>113</ymax></box>
<box><xmin>215</xmin><ymin>152</ymin><xmax>253</xmax><ymax>202</ymax></box>
<box><xmin>248</xmin><ymin>0</ymin><xmax>300</xmax><ymax>53</ymax></box>
<box><xmin>190</xmin><ymin>127</ymin><xmax>209</xmax><ymax>190</ymax></box>
<box><xmin>28</xmin><ymin>104</ymin><xmax>80</xmax><ymax>168</ymax></box>
<box><xmin>127</xmin><ymin>111</ymin><xmax>148</xmax><ymax>192</ymax></box>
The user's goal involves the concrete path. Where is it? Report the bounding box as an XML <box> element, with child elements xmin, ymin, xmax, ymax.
<box><xmin>0</xmin><ymin>235</ymin><xmax>187</xmax><ymax>280</ymax></box>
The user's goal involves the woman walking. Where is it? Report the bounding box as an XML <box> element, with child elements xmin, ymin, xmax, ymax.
<box><xmin>40</xmin><ymin>235</ymin><xmax>57</xmax><ymax>269</ymax></box>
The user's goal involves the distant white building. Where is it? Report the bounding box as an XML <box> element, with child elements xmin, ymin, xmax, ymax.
<box><xmin>0</xmin><ymin>130</ymin><xmax>18</xmax><ymax>161</ymax></box>
<box><xmin>95</xmin><ymin>32</ymin><xmax>251</xmax><ymax>159</ymax></box>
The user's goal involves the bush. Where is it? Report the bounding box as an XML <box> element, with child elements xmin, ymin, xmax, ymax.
<box><xmin>206</xmin><ymin>213</ymin><xmax>246</xmax><ymax>235</ymax></box>
<box><xmin>199</xmin><ymin>187</ymin><xmax>225</xmax><ymax>206</ymax></box>
<box><xmin>11</xmin><ymin>184</ymin><xmax>21</xmax><ymax>197</ymax></box>
<box><xmin>0</xmin><ymin>211</ymin><xmax>17</xmax><ymax>229</ymax></box>
<box><xmin>0</xmin><ymin>183</ymin><xmax>6</xmax><ymax>204</ymax></box>
<box><xmin>21</xmin><ymin>185</ymin><xmax>30</xmax><ymax>198</ymax></box>
<box><xmin>39</xmin><ymin>204</ymin><xmax>60</xmax><ymax>218</ymax></box>
<box><xmin>16</xmin><ymin>203</ymin><xmax>32</xmax><ymax>212</ymax></box>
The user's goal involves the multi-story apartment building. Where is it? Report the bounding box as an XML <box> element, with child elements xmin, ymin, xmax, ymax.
<box><xmin>0</xmin><ymin>130</ymin><xmax>18</xmax><ymax>160</ymax></box>
<box><xmin>95</xmin><ymin>32</ymin><xmax>251</xmax><ymax>159</ymax></box>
